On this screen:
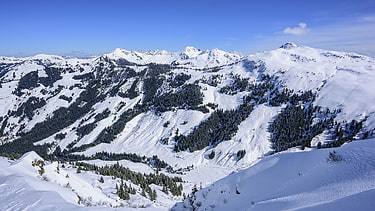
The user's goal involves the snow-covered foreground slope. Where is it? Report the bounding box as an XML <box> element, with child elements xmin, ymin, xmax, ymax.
<box><xmin>173</xmin><ymin>138</ymin><xmax>375</xmax><ymax>211</ymax></box>
<box><xmin>0</xmin><ymin>152</ymin><xmax>166</xmax><ymax>210</ymax></box>
<box><xmin>1</xmin><ymin>140</ymin><xmax>374</xmax><ymax>210</ymax></box>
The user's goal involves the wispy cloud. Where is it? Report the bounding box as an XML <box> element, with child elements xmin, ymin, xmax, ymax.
<box><xmin>282</xmin><ymin>23</ymin><xmax>311</xmax><ymax>35</ymax></box>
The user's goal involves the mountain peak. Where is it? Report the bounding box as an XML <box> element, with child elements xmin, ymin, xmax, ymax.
<box><xmin>280</xmin><ymin>42</ymin><xmax>298</xmax><ymax>49</ymax></box>
<box><xmin>180</xmin><ymin>46</ymin><xmax>202</xmax><ymax>59</ymax></box>
<box><xmin>183</xmin><ymin>46</ymin><xmax>200</xmax><ymax>53</ymax></box>
<box><xmin>111</xmin><ymin>48</ymin><xmax>132</xmax><ymax>55</ymax></box>
<box><xmin>30</xmin><ymin>54</ymin><xmax>63</xmax><ymax>61</ymax></box>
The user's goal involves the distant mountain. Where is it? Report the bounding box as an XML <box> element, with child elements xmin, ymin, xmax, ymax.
<box><xmin>0</xmin><ymin>43</ymin><xmax>374</xmax><ymax>209</ymax></box>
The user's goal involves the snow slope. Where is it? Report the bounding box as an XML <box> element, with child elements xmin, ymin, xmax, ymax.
<box><xmin>0</xmin><ymin>152</ymin><xmax>167</xmax><ymax>210</ymax></box>
<box><xmin>0</xmin><ymin>43</ymin><xmax>375</xmax><ymax>209</ymax></box>
<box><xmin>173</xmin><ymin>138</ymin><xmax>375</xmax><ymax>211</ymax></box>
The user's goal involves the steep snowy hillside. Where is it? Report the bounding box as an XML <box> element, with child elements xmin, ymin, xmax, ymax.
<box><xmin>173</xmin><ymin>138</ymin><xmax>375</xmax><ymax>211</ymax></box>
<box><xmin>0</xmin><ymin>43</ymin><xmax>374</xmax><ymax>209</ymax></box>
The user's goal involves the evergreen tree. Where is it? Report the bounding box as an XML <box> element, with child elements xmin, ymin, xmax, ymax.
<box><xmin>208</xmin><ymin>150</ymin><xmax>215</xmax><ymax>159</ymax></box>
<box><xmin>162</xmin><ymin>185</ymin><xmax>169</xmax><ymax>194</ymax></box>
<box><xmin>149</xmin><ymin>189</ymin><xmax>157</xmax><ymax>201</ymax></box>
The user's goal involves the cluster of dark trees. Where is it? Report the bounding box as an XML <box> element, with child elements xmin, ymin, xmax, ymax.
<box><xmin>90</xmin><ymin>152</ymin><xmax>169</xmax><ymax>169</ymax></box>
<box><xmin>74</xmin><ymin>105</ymin><xmax>143</xmax><ymax>152</ymax></box>
<box><xmin>153</xmin><ymin>84</ymin><xmax>204</xmax><ymax>112</ymax></box>
<box><xmin>0</xmin><ymin>73</ymin><xmax>111</xmax><ymax>156</ymax></box>
<box><xmin>208</xmin><ymin>150</ymin><xmax>215</xmax><ymax>159</ymax></box>
<box><xmin>118</xmin><ymin>78</ymin><xmax>139</xmax><ymax>99</ymax></box>
<box><xmin>51</xmin><ymin>148</ymin><xmax>171</xmax><ymax>171</ymax></box>
<box><xmin>142</xmin><ymin>64</ymin><xmax>174</xmax><ymax>104</ymax></box>
<box><xmin>0</xmin><ymin>63</ymin><xmax>12</xmax><ymax>83</ymax></box>
<box><xmin>169</xmin><ymin>73</ymin><xmax>191</xmax><ymax>88</ymax></box>
<box><xmin>11</xmin><ymin>97</ymin><xmax>46</xmax><ymax>120</ymax></box>
<box><xmin>16</xmin><ymin>81</ymin><xmax>103</xmax><ymax>145</ymax></box>
<box><xmin>0</xmin><ymin>139</ymin><xmax>52</xmax><ymax>160</ymax></box>
<box><xmin>146</xmin><ymin>63</ymin><xmax>173</xmax><ymax>77</ymax></box>
<box><xmin>94</xmin><ymin>108</ymin><xmax>111</xmax><ymax>122</ymax></box>
<box><xmin>267</xmin><ymin>82</ymin><xmax>372</xmax><ymax>152</ymax></box>
<box><xmin>116</xmin><ymin>180</ymin><xmax>136</xmax><ymax>200</ymax></box>
<box><xmin>72</xmin><ymin>72</ymin><xmax>95</xmax><ymax>81</ymax></box>
<box><xmin>55</xmin><ymin>132</ymin><xmax>66</xmax><ymax>140</ymax></box>
<box><xmin>76</xmin><ymin>161</ymin><xmax>183</xmax><ymax>198</ymax></box>
<box><xmin>142</xmin><ymin>64</ymin><xmax>206</xmax><ymax>113</ymax></box>
<box><xmin>325</xmin><ymin>118</ymin><xmax>366</xmax><ymax>148</ymax></box>
<box><xmin>143</xmin><ymin>76</ymin><xmax>164</xmax><ymax>104</ymax></box>
<box><xmin>109</xmin><ymin>79</ymin><xmax>128</xmax><ymax>97</ymax></box>
<box><xmin>75</xmin><ymin>123</ymin><xmax>96</xmax><ymax>139</ymax></box>
<box><xmin>15</xmin><ymin>66</ymin><xmax>64</xmax><ymax>96</ymax></box>
<box><xmin>0</xmin><ymin>116</ymin><xmax>8</xmax><ymax>136</ymax></box>
<box><xmin>269</xmin><ymin>104</ymin><xmax>340</xmax><ymax>152</ymax></box>
<box><xmin>75</xmin><ymin>108</ymin><xmax>111</xmax><ymax>139</ymax></box>
<box><xmin>237</xmin><ymin>149</ymin><xmax>246</xmax><ymax>160</ymax></box>
<box><xmin>240</xmin><ymin>75</ymin><xmax>280</xmax><ymax>105</ymax></box>
<box><xmin>149</xmin><ymin>155</ymin><xmax>169</xmax><ymax>169</ymax></box>
<box><xmin>16</xmin><ymin>71</ymin><xmax>39</xmax><ymax>95</ymax></box>
<box><xmin>39</xmin><ymin>66</ymin><xmax>63</xmax><ymax>87</ymax></box>
<box><xmin>266</xmin><ymin>88</ymin><xmax>315</xmax><ymax>107</ymax></box>
<box><xmin>200</xmin><ymin>74</ymin><xmax>222</xmax><ymax>87</ymax></box>
<box><xmin>221</xmin><ymin>74</ymin><xmax>315</xmax><ymax>107</ymax></box>
<box><xmin>0</xmin><ymin>63</ymin><xmax>172</xmax><ymax>157</ymax></box>
<box><xmin>174</xmin><ymin>102</ymin><xmax>253</xmax><ymax>152</ymax></box>
<box><xmin>327</xmin><ymin>150</ymin><xmax>342</xmax><ymax>162</ymax></box>
<box><xmin>65</xmin><ymin>64</ymin><xmax>198</xmax><ymax>152</ymax></box>
<box><xmin>269</xmin><ymin>105</ymin><xmax>309</xmax><ymax>152</ymax></box>
<box><xmin>220</xmin><ymin>73</ymin><xmax>250</xmax><ymax>94</ymax></box>
<box><xmin>216</xmin><ymin>73</ymin><xmax>366</xmax><ymax>153</ymax></box>
<box><xmin>58</xmin><ymin>95</ymin><xmax>73</xmax><ymax>103</ymax></box>
<box><xmin>173</xmin><ymin>74</ymin><xmax>310</xmax><ymax>153</ymax></box>
<box><xmin>3</xmin><ymin>65</ymin><xmax>141</xmax><ymax>154</ymax></box>
<box><xmin>267</xmin><ymin>100</ymin><xmax>370</xmax><ymax>152</ymax></box>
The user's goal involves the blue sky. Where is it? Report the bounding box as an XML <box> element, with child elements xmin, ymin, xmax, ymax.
<box><xmin>1</xmin><ymin>0</ymin><xmax>375</xmax><ymax>57</ymax></box>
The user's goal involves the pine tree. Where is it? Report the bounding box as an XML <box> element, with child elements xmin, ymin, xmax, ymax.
<box><xmin>192</xmin><ymin>184</ymin><xmax>198</xmax><ymax>194</ymax></box>
<box><xmin>149</xmin><ymin>189</ymin><xmax>157</xmax><ymax>201</ymax></box>
<box><xmin>208</xmin><ymin>150</ymin><xmax>215</xmax><ymax>159</ymax></box>
<box><xmin>162</xmin><ymin>185</ymin><xmax>169</xmax><ymax>194</ymax></box>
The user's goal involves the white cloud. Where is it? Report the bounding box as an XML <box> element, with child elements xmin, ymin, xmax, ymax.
<box><xmin>283</xmin><ymin>23</ymin><xmax>311</xmax><ymax>35</ymax></box>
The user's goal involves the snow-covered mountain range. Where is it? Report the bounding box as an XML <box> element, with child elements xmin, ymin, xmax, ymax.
<box><xmin>0</xmin><ymin>43</ymin><xmax>374</xmax><ymax>209</ymax></box>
